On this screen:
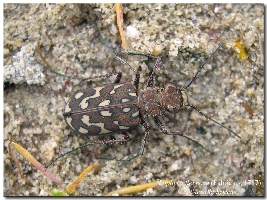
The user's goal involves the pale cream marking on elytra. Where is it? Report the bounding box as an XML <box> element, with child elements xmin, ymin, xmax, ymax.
<box><xmin>110</xmin><ymin>84</ymin><xmax>124</xmax><ymax>94</ymax></box>
<box><xmin>81</xmin><ymin>115</ymin><xmax>91</xmax><ymax>126</ymax></box>
<box><xmin>129</xmin><ymin>93</ymin><xmax>137</xmax><ymax>97</ymax></box>
<box><xmin>98</xmin><ymin>100</ymin><xmax>110</xmax><ymax>107</ymax></box>
<box><xmin>66</xmin><ymin>117</ymin><xmax>75</xmax><ymax>130</ymax></box>
<box><xmin>75</xmin><ymin>92</ymin><xmax>84</xmax><ymax>100</ymax></box>
<box><xmin>99</xmin><ymin>126</ymin><xmax>112</xmax><ymax>134</ymax></box>
<box><xmin>122</xmin><ymin>99</ymin><xmax>130</xmax><ymax>103</ymax></box>
<box><xmin>89</xmin><ymin>87</ymin><xmax>103</xmax><ymax>98</ymax></box>
<box><xmin>81</xmin><ymin>115</ymin><xmax>111</xmax><ymax>134</ymax></box>
<box><xmin>65</xmin><ymin>102</ymin><xmax>72</xmax><ymax>112</ymax></box>
<box><xmin>113</xmin><ymin>121</ymin><xmax>129</xmax><ymax>130</ymax></box>
<box><xmin>80</xmin><ymin>87</ymin><xmax>104</xmax><ymax>109</ymax></box>
<box><xmin>101</xmin><ymin>110</ymin><xmax>112</xmax><ymax>117</ymax></box>
<box><xmin>123</xmin><ymin>108</ymin><xmax>130</xmax><ymax>113</ymax></box>
<box><xmin>131</xmin><ymin>111</ymin><xmax>139</xmax><ymax>117</ymax></box>
<box><xmin>79</xmin><ymin>127</ymin><xmax>88</xmax><ymax>134</ymax></box>
<box><xmin>79</xmin><ymin>97</ymin><xmax>90</xmax><ymax>109</ymax></box>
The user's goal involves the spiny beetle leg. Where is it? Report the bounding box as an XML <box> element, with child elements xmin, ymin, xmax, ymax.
<box><xmin>46</xmin><ymin>133</ymin><xmax>132</xmax><ymax>167</ymax></box>
<box><xmin>94</xmin><ymin>133</ymin><xmax>132</xmax><ymax>161</ymax></box>
<box><xmin>133</xmin><ymin>71</ymin><xmax>140</xmax><ymax>91</ymax></box>
<box><xmin>121</xmin><ymin>118</ymin><xmax>150</xmax><ymax>161</ymax></box>
<box><xmin>96</xmin><ymin>24</ymin><xmax>162</xmax><ymax>89</ymax></box>
<box><xmin>80</xmin><ymin>72</ymin><xmax>120</xmax><ymax>82</ymax></box>
<box><xmin>138</xmin><ymin>118</ymin><xmax>150</xmax><ymax>157</ymax></box>
<box><xmin>147</xmin><ymin>57</ymin><xmax>162</xmax><ymax>88</ymax></box>
<box><xmin>95</xmin><ymin>133</ymin><xmax>133</xmax><ymax>161</ymax></box>
<box><xmin>113</xmin><ymin>72</ymin><xmax>122</xmax><ymax>83</ymax></box>
<box><xmin>100</xmin><ymin>118</ymin><xmax>150</xmax><ymax>162</ymax></box>
<box><xmin>120</xmin><ymin>51</ymin><xmax>162</xmax><ymax>88</ymax></box>
<box><xmin>94</xmin><ymin>133</ymin><xmax>131</xmax><ymax>146</ymax></box>
<box><xmin>153</xmin><ymin>116</ymin><xmax>213</xmax><ymax>154</ymax></box>
<box><xmin>111</xmin><ymin>56</ymin><xmax>140</xmax><ymax>91</ymax></box>
<box><xmin>96</xmin><ymin>24</ymin><xmax>160</xmax><ymax>89</ymax></box>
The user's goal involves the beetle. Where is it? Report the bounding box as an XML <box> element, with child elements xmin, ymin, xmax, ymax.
<box><xmin>40</xmin><ymin>25</ymin><xmax>240</xmax><ymax>168</ymax></box>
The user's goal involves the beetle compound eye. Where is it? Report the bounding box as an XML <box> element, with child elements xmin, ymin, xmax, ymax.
<box><xmin>168</xmin><ymin>107</ymin><xmax>180</xmax><ymax>113</ymax></box>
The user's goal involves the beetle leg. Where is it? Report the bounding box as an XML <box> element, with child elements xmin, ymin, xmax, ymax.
<box><xmin>133</xmin><ymin>71</ymin><xmax>140</xmax><ymax>91</ymax></box>
<box><xmin>147</xmin><ymin>57</ymin><xmax>162</xmax><ymax>88</ymax></box>
<box><xmin>138</xmin><ymin>118</ymin><xmax>150</xmax><ymax>156</ymax></box>
<box><xmin>153</xmin><ymin>116</ymin><xmax>213</xmax><ymax>154</ymax></box>
<box><xmin>45</xmin><ymin>133</ymin><xmax>132</xmax><ymax>168</ymax></box>
<box><xmin>153</xmin><ymin>116</ymin><xmax>181</xmax><ymax>135</ymax></box>
<box><xmin>113</xmin><ymin>72</ymin><xmax>122</xmax><ymax>83</ymax></box>
<box><xmin>93</xmin><ymin>133</ymin><xmax>131</xmax><ymax>145</ymax></box>
<box><xmin>99</xmin><ymin>118</ymin><xmax>150</xmax><ymax>161</ymax></box>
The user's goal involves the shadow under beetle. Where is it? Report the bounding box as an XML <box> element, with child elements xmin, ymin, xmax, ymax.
<box><xmin>38</xmin><ymin>24</ymin><xmax>240</xmax><ymax>168</ymax></box>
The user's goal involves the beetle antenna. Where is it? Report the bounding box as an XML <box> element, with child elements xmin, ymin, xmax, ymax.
<box><xmin>183</xmin><ymin>43</ymin><xmax>222</xmax><ymax>90</ymax></box>
<box><xmin>184</xmin><ymin>102</ymin><xmax>240</xmax><ymax>139</ymax></box>
<box><xmin>179</xmin><ymin>42</ymin><xmax>240</xmax><ymax>139</ymax></box>
<box><xmin>183</xmin><ymin>27</ymin><xmax>228</xmax><ymax>90</ymax></box>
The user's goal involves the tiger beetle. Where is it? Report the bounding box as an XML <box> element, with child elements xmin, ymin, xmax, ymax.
<box><xmin>37</xmin><ymin>24</ymin><xmax>240</xmax><ymax>168</ymax></box>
